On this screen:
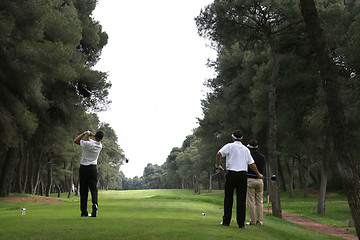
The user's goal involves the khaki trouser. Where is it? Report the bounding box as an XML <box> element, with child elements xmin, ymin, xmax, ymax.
<box><xmin>246</xmin><ymin>178</ymin><xmax>263</xmax><ymax>224</ymax></box>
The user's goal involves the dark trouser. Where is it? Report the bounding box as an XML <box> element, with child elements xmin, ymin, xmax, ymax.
<box><xmin>79</xmin><ymin>165</ymin><xmax>98</xmax><ymax>215</ymax></box>
<box><xmin>223</xmin><ymin>171</ymin><xmax>247</xmax><ymax>227</ymax></box>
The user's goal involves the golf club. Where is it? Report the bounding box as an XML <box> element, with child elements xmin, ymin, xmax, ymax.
<box><xmin>91</xmin><ymin>134</ymin><xmax>128</xmax><ymax>163</ymax></box>
<box><xmin>212</xmin><ymin>168</ymin><xmax>223</xmax><ymax>176</ymax></box>
<box><xmin>213</xmin><ymin>166</ymin><xmax>276</xmax><ymax>181</ymax></box>
<box><xmin>247</xmin><ymin>173</ymin><xmax>277</xmax><ymax>181</ymax></box>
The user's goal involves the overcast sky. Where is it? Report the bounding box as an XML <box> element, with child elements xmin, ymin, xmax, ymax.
<box><xmin>92</xmin><ymin>0</ymin><xmax>216</xmax><ymax>178</ymax></box>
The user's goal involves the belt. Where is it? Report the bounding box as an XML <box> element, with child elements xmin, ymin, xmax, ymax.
<box><xmin>80</xmin><ymin>164</ymin><xmax>97</xmax><ymax>167</ymax></box>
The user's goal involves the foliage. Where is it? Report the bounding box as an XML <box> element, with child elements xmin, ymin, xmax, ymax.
<box><xmin>0</xmin><ymin>0</ymin><xmax>123</xmax><ymax>197</ymax></box>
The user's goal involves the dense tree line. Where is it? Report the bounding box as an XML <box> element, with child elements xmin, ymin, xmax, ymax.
<box><xmin>0</xmin><ymin>0</ymin><xmax>126</xmax><ymax>198</ymax></box>
<box><xmin>125</xmin><ymin>135</ymin><xmax>206</xmax><ymax>193</ymax></box>
<box><xmin>135</xmin><ymin>0</ymin><xmax>360</xmax><ymax>236</ymax></box>
<box><xmin>194</xmin><ymin>0</ymin><xmax>360</xmax><ymax>222</ymax></box>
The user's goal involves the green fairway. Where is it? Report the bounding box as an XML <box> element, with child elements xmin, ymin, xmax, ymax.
<box><xmin>0</xmin><ymin>190</ymin><xmax>345</xmax><ymax>240</ymax></box>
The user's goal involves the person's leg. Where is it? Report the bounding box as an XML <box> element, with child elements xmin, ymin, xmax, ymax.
<box><xmin>223</xmin><ymin>172</ymin><xmax>235</xmax><ymax>226</ymax></box>
<box><xmin>236</xmin><ymin>171</ymin><xmax>247</xmax><ymax>228</ymax></box>
<box><xmin>79</xmin><ymin>166</ymin><xmax>89</xmax><ymax>216</ymax></box>
<box><xmin>255</xmin><ymin>179</ymin><xmax>264</xmax><ymax>224</ymax></box>
<box><xmin>88</xmin><ymin>165</ymin><xmax>98</xmax><ymax>217</ymax></box>
<box><xmin>246</xmin><ymin>178</ymin><xmax>256</xmax><ymax>225</ymax></box>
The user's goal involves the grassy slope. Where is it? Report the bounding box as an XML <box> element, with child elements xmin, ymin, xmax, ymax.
<box><xmin>0</xmin><ymin>189</ymin><xmax>346</xmax><ymax>240</ymax></box>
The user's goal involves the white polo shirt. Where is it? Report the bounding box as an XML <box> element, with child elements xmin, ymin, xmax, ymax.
<box><xmin>218</xmin><ymin>141</ymin><xmax>254</xmax><ymax>171</ymax></box>
<box><xmin>80</xmin><ymin>139</ymin><xmax>102</xmax><ymax>166</ymax></box>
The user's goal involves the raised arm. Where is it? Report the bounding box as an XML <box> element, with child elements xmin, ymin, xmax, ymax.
<box><xmin>73</xmin><ymin>131</ymin><xmax>94</xmax><ymax>145</ymax></box>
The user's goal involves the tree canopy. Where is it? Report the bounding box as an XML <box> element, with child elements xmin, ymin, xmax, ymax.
<box><xmin>0</xmin><ymin>0</ymin><xmax>124</xmax><ymax>197</ymax></box>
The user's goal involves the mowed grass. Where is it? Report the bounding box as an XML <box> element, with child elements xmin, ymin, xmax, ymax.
<box><xmin>0</xmin><ymin>189</ymin><xmax>346</xmax><ymax>240</ymax></box>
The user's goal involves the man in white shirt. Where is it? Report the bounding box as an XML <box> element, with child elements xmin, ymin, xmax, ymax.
<box><xmin>216</xmin><ymin>130</ymin><xmax>263</xmax><ymax>228</ymax></box>
<box><xmin>74</xmin><ymin>130</ymin><xmax>104</xmax><ymax>217</ymax></box>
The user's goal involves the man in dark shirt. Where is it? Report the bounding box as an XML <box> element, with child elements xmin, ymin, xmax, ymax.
<box><xmin>246</xmin><ymin>140</ymin><xmax>266</xmax><ymax>225</ymax></box>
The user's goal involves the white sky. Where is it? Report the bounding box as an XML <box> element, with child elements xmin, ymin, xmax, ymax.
<box><xmin>92</xmin><ymin>0</ymin><xmax>216</xmax><ymax>178</ymax></box>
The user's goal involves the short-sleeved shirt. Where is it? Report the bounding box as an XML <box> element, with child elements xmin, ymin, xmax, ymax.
<box><xmin>218</xmin><ymin>141</ymin><xmax>254</xmax><ymax>172</ymax></box>
<box><xmin>80</xmin><ymin>139</ymin><xmax>102</xmax><ymax>166</ymax></box>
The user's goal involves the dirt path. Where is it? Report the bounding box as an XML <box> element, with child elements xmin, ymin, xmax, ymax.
<box><xmin>267</xmin><ymin>210</ymin><xmax>358</xmax><ymax>240</ymax></box>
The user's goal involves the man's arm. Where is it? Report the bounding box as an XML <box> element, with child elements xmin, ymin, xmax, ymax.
<box><xmin>216</xmin><ymin>152</ymin><xmax>222</xmax><ymax>166</ymax></box>
<box><xmin>73</xmin><ymin>131</ymin><xmax>94</xmax><ymax>145</ymax></box>
<box><xmin>73</xmin><ymin>133</ymin><xmax>85</xmax><ymax>145</ymax></box>
<box><xmin>249</xmin><ymin>163</ymin><xmax>263</xmax><ymax>179</ymax></box>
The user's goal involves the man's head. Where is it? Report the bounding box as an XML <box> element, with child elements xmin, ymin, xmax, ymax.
<box><xmin>247</xmin><ymin>140</ymin><xmax>259</xmax><ymax>151</ymax></box>
<box><xmin>231</xmin><ymin>130</ymin><xmax>243</xmax><ymax>141</ymax></box>
<box><xmin>95</xmin><ymin>130</ymin><xmax>104</xmax><ymax>141</ymax></box>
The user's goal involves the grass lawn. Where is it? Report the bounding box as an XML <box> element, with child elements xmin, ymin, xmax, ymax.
<box><xmin>0</xmin><ymin>189</ymin><xmax>348</xmax><ymax>240</ymax></box>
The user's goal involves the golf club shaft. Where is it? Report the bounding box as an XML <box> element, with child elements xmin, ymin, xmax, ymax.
<box><xmin>215</xmin><ymin>169</ymin><xmax>275</xmax><ymax>180</ymax></box>
<box><xmin>247</xmin><ymin>173</ymin><xmax>277</xmax><ymax>181</ymax></box>
<box><xmin>247</xmin><ymin>173</ymin><xmax>268</xmax><ymax>179</ymax></box>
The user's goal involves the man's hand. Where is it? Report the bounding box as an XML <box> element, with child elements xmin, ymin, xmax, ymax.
<box><xmin>83</xmin><ymin>130</ymin><xmax>95</xmax><ymax>140</ymax></box>
<box><xmin>249</xmin><ymin>163</ymin><xmax>263</xmax><ymax>179</ymax></box>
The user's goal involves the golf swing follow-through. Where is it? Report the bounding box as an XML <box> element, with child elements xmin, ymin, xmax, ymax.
<box><xmin>74</xmin><ymin>130</ymin><xmax>104</xmax><ymax>217</ymax></box>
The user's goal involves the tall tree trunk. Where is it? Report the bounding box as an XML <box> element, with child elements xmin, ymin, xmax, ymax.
<box><xmin>287</xmin><ymin>159</ymin><xmax>295</xmax><ymax>198</ymax></box>
<box><xmin>40</xmin><ymin>175</ymin><xmax>45</xmax><ymax>196</ymax></box>
<box><xmin>208</xmin><ymin>172</ymin><xmax>213</xmax><ymax>193</ymax></box>
<box><xmin>76</xmin><ymin>181</ymin><xmax>80</xmax><ymax>196</ymax></box>
<box><xmin>32</xmin><ymin>164</ymin><xmax>41</xmax><ymax>195</ymax></box>
<box><xmin>22</xmin><ymin>147</ymin><xmax>29</xmax><ymax>194</ymax></box>
<box><xmin>17</xmin><ymin>140</ymin><xmax>29</xmax><ymax>194</ymax></box>
<box><xmin>318</xmin><ymin>125</ymin><xmax>330</xmax><ymax>214</ymax></box>
<box><xmin>304</xmin><ymin>166</ymin><xmax>310</xmax><ymax>198</ymax></box>
<box><xmin>0</xmin><ymin>148</ymin><xmax>19</xmax><ymax>197</ymax></box>
<box><xmin>195</xmin><ymin>175</ymin><xmax>201</xmax><ymax>195</ymax></box>
<box><xmin>298</xmin><ymin>164</ymin><xmax>303</xmax><ymax>187</ymax></box>
<box><xmin>64</xmin><ymin>162</ymin><xmax>68</xmax><ymax>193</ymax></box>
<box><xmin>277</xmin><ymin>158</ymin><xmax>286</xmax><ymax>191</ymax></box>
<box><xmin>266</xmin><ymin>161</ymin><xmax>270</xmax><ymax>195</ymax></box>
<box><xmin>46</xmin><ymin>159</ymin><xmax>53</xmax><ymax>197</ymax></box>
<box><xmin>68</xmin><ymin>162</ymin><xmax>74</xmax><ymax>198</ymax></box>
<box><xmin>30</xmin><ymin>148</ymin><xmax>43</xmax><ymax>194</ymax></box>
<box><xmin>17</xmin><ymin>140</ymin><xmax>25</xmax><ymax>194</ymax></box>
<box><xmin>300</xmin><ymin>0</ymin><xmax>360</xmax><ymax>237</ymax></box>
<box><xmin>268</xmin><ymin>39</ymin><xmax>282</xmax><ymax>218</ymax></box>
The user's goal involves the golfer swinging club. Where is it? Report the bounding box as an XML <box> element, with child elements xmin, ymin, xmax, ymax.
<box><xmin>216</xmin><ymin>130</ymin><xmax>263</xmax><ymax>228</ymax></box>
<box><xmin>74</xmin><ymin>130</ymin><xmax>104</xmax><ymax>217</ymax></box>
